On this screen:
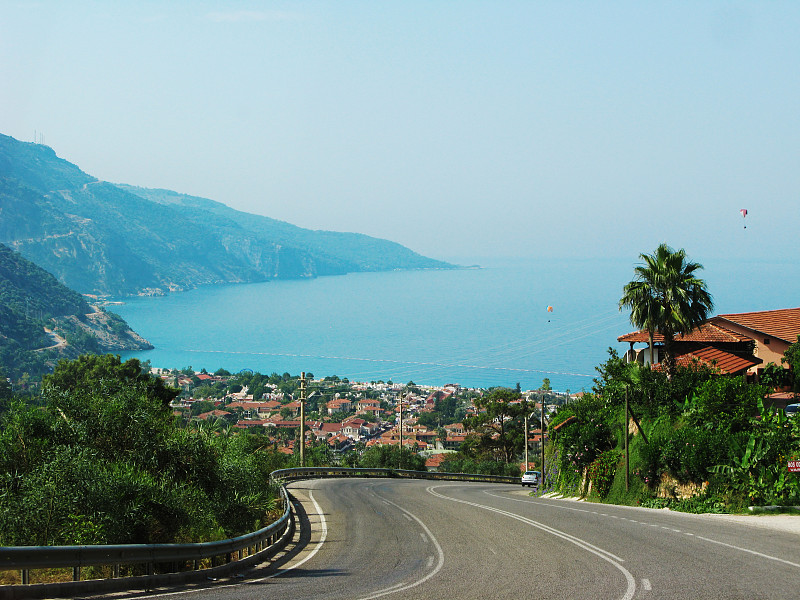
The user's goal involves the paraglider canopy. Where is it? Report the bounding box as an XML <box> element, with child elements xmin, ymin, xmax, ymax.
<box><xmin>547</xmin><ymin>305</ymin><xmax>553</xmax><ymax>312</ymax></box>
<box><xmin>740</xmin><ymin>208</ymin><xmax>747</xmax><ymax>228</ymax></box>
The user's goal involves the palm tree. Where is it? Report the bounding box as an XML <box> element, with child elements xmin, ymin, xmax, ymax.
<box><xmin>619</xmin><ymin>279</ymin><xmax>660</xmax><ymax>366</ymax></box>
<box><xmin>619</xmin><ymin>243</ymin><xmax>714</xmax><ymax>377</ymax></box>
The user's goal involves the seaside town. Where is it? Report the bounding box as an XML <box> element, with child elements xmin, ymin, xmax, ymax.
<box><xmin>160</xmin><ymin>367</ymin><xmax>571</xmax><ymax>472</ymax></box>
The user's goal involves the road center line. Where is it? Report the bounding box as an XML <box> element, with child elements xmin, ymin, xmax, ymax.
<box><xmin>432</xmin><ymin>486</ymin><xmax>636</xmax><ymax>600</ymax></box>
<box><xmin>355</xmin><ymin>496</ymin><xmax>446</xmax><ymax>600</ymax></box>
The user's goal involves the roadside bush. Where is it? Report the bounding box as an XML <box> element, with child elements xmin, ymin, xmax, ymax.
<box><xmin>681</xmin><ymin>377</ymin><xmax>768</xmax><ymax>434</ymax></box>
<box><xmin>358</xmin><ymin>444</ymin><xmax>426</xmax><ymax>471</ymax></box>
<box><xmin>439</xmin><ymin>456</ymin><xmax>519</xmax><ymax>477</ymax></box>
<box><xmin>712</xmin><ymin>401</ymin><xmax>800</xmax><ymax>507</ymax></box>
<box><xmin>0</xmin><ymin>355</ymin><xmax>289</xmax><ymax>546</ymax></box>
<box><xmin>639</xmin><ymin>491</ymin><xmax>727</xmax><ymax>514</ymax></box>
<box><xmin>632</xmin><ymin>434</ymin><xmax>665</xmax><ymax>488</ymax></box>
<box><xmin>660</xmin><ymin>427</ymin><xmax>729</xmax><ymax>484</ymax></box>
<box><xmin>587</xmin><ymin>450</ymin><xmax>621</xmax><ymax>498</ymax></box>
<box><xmin>550</xmin><ymin>394</ymin><xmax>614</xmax><ymax>473</ymax></box>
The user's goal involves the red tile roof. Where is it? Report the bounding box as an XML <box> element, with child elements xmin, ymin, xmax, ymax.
<box><xmin>671</xmin><ymin>345</ymin><xmax>761</xmax><ymax>374</ymax></box>
<box><xmin>618</xmin><ymin>321</ymin><xmax>751</xmax><ymax>344</ymax></box>
<box><xmin>196</xmin><ymin>409</ymin><xmax>231</xmax><ymax>420</ymax></box>
<box><xmin>425</xmin><ymin>454</ymin><xmax>448</xmax><ymax>468</ymax></box>
<box><xmin>319</xmin><ymin>423</ymin><xmax>343</xmax><ymax>434</ymax></box>
<box><xmin>716</xmin><ymin>308</ymin><xmax>800</xmax><ymax>344</ymax></box>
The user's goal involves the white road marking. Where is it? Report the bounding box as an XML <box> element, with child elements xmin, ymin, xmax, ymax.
<box><xmin>696</xmin><ymin>536</ymin><xmax>800</xmax><ymax>568</ymax></box>
<box><xmin>642</xmin><ymin>578</ymin><xmax>652</xmax><ymax>590</ymax></box>
<box><xmin>356</xmin><ymin>497</ymin><xmax>446</xmax><ymax>600</ymax></box>
<box><xmin>433</xmin><ymin>486</ymin><xmax>635</xmax><ymax>600</ymax></box>
<box><xmin>125</xmin><ymin>490</ymin><xmax>329</xmax><ymax>598</ymax></box>
<box><xmin>490</xmin><ymin>488</ymin><xmax>800</xmax><ymax>571</ymax></box>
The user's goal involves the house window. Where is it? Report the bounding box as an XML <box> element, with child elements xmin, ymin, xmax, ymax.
<box><xmin>763</xmin><ymin>338</ymin><xmax>770</xmax><ymax>345</ymax></box>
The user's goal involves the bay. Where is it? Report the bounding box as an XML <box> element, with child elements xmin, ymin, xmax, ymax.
<box><xmin>114</xmin><ymin>257</ymin><xmax>800</xmax><ymax>393</ymax></box>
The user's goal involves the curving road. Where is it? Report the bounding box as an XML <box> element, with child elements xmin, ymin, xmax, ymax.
<box><xmin>128</xmin><ymin>478</ymin><xmax>800</xmax><ymax>599</ymax></box>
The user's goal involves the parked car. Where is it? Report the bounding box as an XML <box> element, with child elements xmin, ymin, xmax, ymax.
<box><xmin>521</xmin><ymin>470</ymin><xmax>540</xmax><ymax>487</ymax></box>
<box><xmin>785</xmin><ymin>403</ymin><xmax>800</xmax><ymax>418</ymax></box>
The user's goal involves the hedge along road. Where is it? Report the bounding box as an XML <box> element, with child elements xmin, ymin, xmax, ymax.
<box><xmin>120</xmin><ymin>478</ymin><xmax>800</xmax><ymax>600</ymax></box>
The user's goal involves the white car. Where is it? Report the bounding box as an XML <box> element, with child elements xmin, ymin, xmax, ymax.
<box><xmin>521</xmin><ymin>470</ymin><xmax>540</xmax><ymax>487</ymax></box>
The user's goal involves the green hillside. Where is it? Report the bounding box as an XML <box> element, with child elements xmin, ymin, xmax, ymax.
<box><xmin>0</xmin><ymin>243</ymin><xmax>151</xmax><ymax>380</ymax></box>
<box><xmin>0</xmin><ymin>133</ymin><xmax>454</xmax><ymax>297</ymax></box>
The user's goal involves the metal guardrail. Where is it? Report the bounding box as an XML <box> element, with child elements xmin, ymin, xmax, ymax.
<box><xmin>0</xmin><ymin>486</ymin><xmax>294</xmax><ymax>599</ymax></box>
<box><xmin>2</xmin><ymin>467</ymin><xmax>518</xmax><ymax>598</ymax></box>
<box><xmin>271</xmin><ymin>466</ymin><xmax>520</xmax><ymax>485</ymax></box>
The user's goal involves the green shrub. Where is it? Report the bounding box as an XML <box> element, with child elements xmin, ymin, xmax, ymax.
<box><xmin>587</xmin><ymin>450</ymin><xmax>621</xmax><ymax>498</ymax></box>
<box><xmin>660</xmin><ymin>427</ymin><xmax>729</xmax><ymax>484</ymax></box>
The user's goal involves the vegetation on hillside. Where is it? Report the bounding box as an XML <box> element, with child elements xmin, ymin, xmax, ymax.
<box><xmin>0</xmin><ymin>355</ymin><xmax>290</xmax><ymax>546</ymax></box>
<box><xmin>539</xmin><ymin>245</ymin><xmax>800</xmax><ymax>511</ymax></box>
<box><xmin>0</xmin><ymin>243</ymin><xmax>150</xmax><ymax>381</ymax></box>
<box><xmin>543</xmin><ymin>350</ymin><xmax>800</xmax><ymax>511</ymax></box>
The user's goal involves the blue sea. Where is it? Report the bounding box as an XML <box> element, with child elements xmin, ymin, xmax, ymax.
<box><xmin>113</xmin><ymin>257</ymin><xmax>800</xmax><ymax>393</ymax></box>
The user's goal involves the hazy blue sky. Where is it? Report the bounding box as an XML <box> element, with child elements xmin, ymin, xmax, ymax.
<box><xmin>2</xmin><ymin>1</ymin><xmax>798</xmax><ymax>264</ymax></box>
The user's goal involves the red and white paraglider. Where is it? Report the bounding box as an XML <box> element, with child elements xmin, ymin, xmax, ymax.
<box><xmin>740</xmin><ymin>208</ymin><xmax>747</xmax><ymax>228</ymax></box>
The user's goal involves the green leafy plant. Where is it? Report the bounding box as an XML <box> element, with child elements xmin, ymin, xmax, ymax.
<box><xmin>587</xmin><ymin>450</ymin><xmax>621</xmax><ymax>498</ymax></box>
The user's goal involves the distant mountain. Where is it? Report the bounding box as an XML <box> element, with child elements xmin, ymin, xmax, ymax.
<box><xmin>0</xmin><ymin>133</ymin><xmax>454</xmax><ymax>297</ymax></box>
<box><xmin>0</xmin><ymin>243</ymin><xmax>152</xmax><ymax>379</ymax></box>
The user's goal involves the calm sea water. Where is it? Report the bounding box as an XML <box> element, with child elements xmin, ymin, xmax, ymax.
<box><xmin>113</xmin><ymin>257</ymin><xmax>800</xmax><ymax>393</ymax></box>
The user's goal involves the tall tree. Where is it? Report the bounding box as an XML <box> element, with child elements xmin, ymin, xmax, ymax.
<box><xmin>619</xmin><ymin>244</ymin><xmax>713</xmax><ymax>377</ymax></box>
<box><xmin>464</xmin><ymin>388</ymin><xmax>527</xmax><ymax>464</ymax></box>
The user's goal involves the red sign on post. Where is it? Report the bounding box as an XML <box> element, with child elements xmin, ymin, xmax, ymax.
<box><xmin>788</xmin><ymin>461</ymin><xmax>800</xmax><ymax>473</ymax></box>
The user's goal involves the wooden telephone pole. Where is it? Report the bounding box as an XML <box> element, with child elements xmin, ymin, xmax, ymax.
<box><xmin>541</xmin><ymin>399</ymin><xmax>546</xmax><ymax>480</ymax></box>
<box><xmin>299</xmin><ymin>372</ymin><xmax>307</xmax><ymax>467</ymax></box>
<box><xmin>398</xmin><ymin>394</ymin><xmax>404</xmax><ymax>469</ymax></box>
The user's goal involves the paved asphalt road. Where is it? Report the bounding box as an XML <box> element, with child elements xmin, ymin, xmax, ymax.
<box><xmin>126</xmin><ymin>478</ymin><xmax>800</xmax><ymax>600</ymax></box>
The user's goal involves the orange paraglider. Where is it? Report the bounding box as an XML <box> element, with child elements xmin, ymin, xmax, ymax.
<box><xmin>547</xmin><ymin>305</ymin><xmax>553</xmax><ymax>322</ymax></box>
<box><xmin>740</xmin><ymin>208</ymin><xmax>747</xmax><ymax>228</ymax></box>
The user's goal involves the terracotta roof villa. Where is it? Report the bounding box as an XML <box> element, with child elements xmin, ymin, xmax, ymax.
<box><xmin>618</xmin><ymin>307</ymin><xmax>800</xmax><ymax>379</ymax></box>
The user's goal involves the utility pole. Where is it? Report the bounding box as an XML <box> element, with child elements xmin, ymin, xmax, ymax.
<box><xmin>624</xmin><ymin>387</ymin><xmax>629</xmax><ymax>491</ymax></box>
<box><xmin>540</xmin><ymin>399</ymin><xmax>545</xmax><ymax>480</ymax></box>
<box><xmin>398</xmin><ymin>394</ymin><xmax>403</xmax><ymax>469</ymax></box>
<box><xmin>298</xmin><ymin>374</ymin><xmax>307</xmax><ymax>467</ymax></box>
<box><xmin>524</xmin><ymin>411</ymin><xmax>529</xmax><ymax>472</ymax></box>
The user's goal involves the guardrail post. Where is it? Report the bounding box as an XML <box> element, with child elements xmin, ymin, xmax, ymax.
<box><xmin>193</xmin><ymin>559</ymin><xmax>199</xmax><ymax>571</ymax></box>
<box><xmin>113</xmin><ymin>564</ymin><xmax>120</xmax><ymax>578</ymax></box>
<box><xmin>21</xmin><ymin>569</ymin><xmax>29</xmax><ymax>585</ymax></box>
<box><xmin>73</xmin><ymin>566</ymin><xmax>80</xmax><ymax>581</ymax></box>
